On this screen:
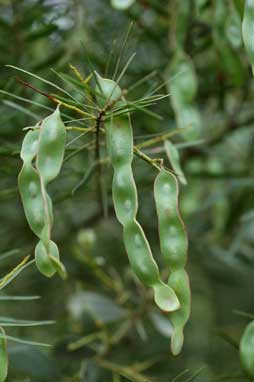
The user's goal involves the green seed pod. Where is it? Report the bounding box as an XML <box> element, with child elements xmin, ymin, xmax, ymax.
<box><xmin>154</xmin><ymin>169</ymin><xmax>188</xmax><ymax>270</ymax></box>
<box><xmin>168</xmin><ymin>269</ymin><xmax>191</xmax><ymax>356</ymax></box>
<box><xmin>96</xmin><ymin>74</ymin><xmax>180</xmax><ymax>312</ymax></box>
<box><xmin>19</xmin><ymin>130</ymin><xmax>53</xmax><ymax>237</ymax></box>
<box><xmin>0</xmin><ymin>327</ymin><xmax>8</xmax><ymax>381</ymax></box>
<box><xmin>242</xmin><ymin>0</ymin><xmax>254</xmax><ymax>74</ymax></box>
<box><xmin>240</xmin><ymin>321</ymin><xmax>254</xmax><ymax>380</ymax></box>
<box><xmin>35</xmin><ymin>240</ymin><xmax>60</xmax><ymax>278</ymax></box>
<box><xmin>95</xmin><ymin>72</ymin><xmax>123</xmax><ymax>109</ymax></box>
<box><xmin>107</xmin><ymin>119</ymin><xmax>133</xmax><ymax>167</ymax></box>
<box><xmin>20</xmin><ymin>129</ymin><xmax>39</xmax><ymax>163</ymax></box>
<box><xmin>18</xmin><ymin>107</ymin><xmax>66</xmax><ymax>279</ymax></box>
<box><xmin>36</xmin><ymin>106</ymin><xmax>66</xmax><ymax>185</ymax></box>
<box><xmin>19</xmin><ymin>164</ymin><xmax>46</xmax><ymax>237</ymax></box>
<box><xmin>123</xmin><ymin>220</ymin><xmax>180</xmax><ymax>312</ymax></box>
<box><xmin>154</xmin><ymin>169</ymin><xmax>190</xmax><ymax>355</ymax></box>
<box><xmin>109</xmin><ymin>119</ymin><xmax>138</xmax><ymax>225</ymax></box>
<box><xmin>112</xmin><ymin>164</ymin><xmax>138</xmax><ymax>225</ymax></box>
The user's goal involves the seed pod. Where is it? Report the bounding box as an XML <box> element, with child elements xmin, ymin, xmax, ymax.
<box><xmin>35</xmin><ymin>240</ymin><xmax>60</xmax><ymax>278</ymax></box>
<box><xmin>123</xmin><ymin>220</ymin><xmax>180</xmax><ymax>312</ymax></box>
<box><xmin>0</xmin><ymin>327</ymin><xmax>8</xmax><ymax>381</ymax></box>
<box><xmin>240</xmin><ymin>321</ymin><xmax>254</xmax><ymax>380</ymax></box>
<box><xmin>18</xmin><ymin>107</ymin><xmax>66</xmax><ymax>278</ymax></box>
<box><xmin>168</xmin><ymin>269</ymin><xmax>191</xmax><ymax>356</ymax></box>
<box><xmin>19</xmin><ymin>164</ymin><xmax>46</xmax><ymax>237</ymax></box>
<box><xmin>154</xmin><ymin>169</ymin><xmax>188</xmax><ymax>270</ymax></box>
<box><xmin>154</xmin><ymin>169</ymin><xmax>190</xmax><ymax>355</ymax></box>
<box><xmin>36</xmin><ymin>106</ymin><xmax>66</xmax><ymax>185</ymax></box>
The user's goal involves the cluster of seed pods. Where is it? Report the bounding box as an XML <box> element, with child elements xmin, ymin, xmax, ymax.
<box><xmin>96</xmin><ymin>74</ymin><xmax>180</xmax><ymax>314</ymax></box>
<box><xmin>96</xmin><ymin>74</ymin><xmax>190</xmax><ymax>354</ymax></box>
<box><xmin>18</xmin><ymin>107</ymin><xmax>66</xmax><ymax>278</ymax></box>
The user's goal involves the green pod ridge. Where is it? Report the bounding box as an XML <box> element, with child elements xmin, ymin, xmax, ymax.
<box><xmin>240</xmin><ymin>321</ymin><xmax>254</xmax><ymax>380</ymax></box>
<box><xmin>18</xmin><ymin>107</ymin><xmax>66</xmax><ymax>278</ymax></box>
<box><xmin>168</xmin><ymin>269</ymin><xmax>191</xmax><ymax>356</ymax></box>
<box><xmin>154</xmin><ymin>169</ymin><xmax>190</xmax><ymax>355</ymax></box>
<box><xmin>0</xmin><ymin>327</ymin><xmax>8</xmax><ymax>382</ymax></box>
<box><xmin>36</xmin><ymin>106</ymin><xmax>66</xmax><ymax>185</ymax></box>
<box><xmin>96</xmin><ymin>75</ymin><xmax>180</xmax><ymax>312</ymax></box>
<box><xmin>242</xmin><ymin>0</ymin><xmax>254</xmax><ymax>74</ymax></box>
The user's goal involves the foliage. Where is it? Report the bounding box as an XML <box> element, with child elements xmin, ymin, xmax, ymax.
<box><xmin>0</xmin><ymin>0</ymin><xmax>253</xmax><ymax>381</ymax></box>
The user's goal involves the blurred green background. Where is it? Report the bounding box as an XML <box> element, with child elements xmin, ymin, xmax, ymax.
<box><xmin>0</xmin><ymin>0</ymin><xmax>253</xmax><ymax>381</ymax></box>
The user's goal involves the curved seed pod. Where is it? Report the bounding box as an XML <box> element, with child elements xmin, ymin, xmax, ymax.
<box><xmin>19</xmin><ymin>129</ymin><xmax>53</xmax><ymax>236</ymax></box>
<box><xmin>36</xmin><ymin>106</ymin><xmax>66</xmax><ymax>185</ymax></box>
<box><xmin>154</xmin><ymin>169</ymin><xmax>188</xmax><ymax>270</ymax></box>
<box><xmin>96</xmin><ymin>74</ymin><xmax>180</xmax><ymax>312</ymax></box>
<box><xmin>18</xmin><ymin>107</ymin><xmax>66</xmax><ymax>278</ymax></box>
<box><xmin>240</xmin><ymin>321</ymin><xmax>254</xmax><ymax>380</ymax></box>
<box><xmin>242</xmin><ymin>0</ymin><xmax>254</xmax><ymax>74</ymax></box>
<box><xmin>123</xmin><ymin>220</ymin><xmax>180</xmax><ymax>312</ymax></box>
<box><xmin>0</xmin><ymin>327</ymin><xmax>8</xmax><ymax>381</ymax></box>
<box><xmin>35</xmin><ymin>240</ymin><xmax>60</xmax><ymax>278</ymax></box>
<box><xmin>154</xmin><ymin>169</ymin><xmax>190</xmax><ymax>355</ymax></box>
<box><xmin>168</xmin><ymin>269</ymin><xmax>191</xmax><ymax>356</ymax></box>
